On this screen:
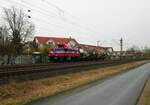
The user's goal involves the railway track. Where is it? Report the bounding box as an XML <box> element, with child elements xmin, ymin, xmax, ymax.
<box><xmin>0</xmin><ymin>58</ymin><xmax>149</xmax><ymax>84</ymax></box>
<box><xmin>0</xmin><ymin>60</ymin><xmax>115</xmax><ymax>77</ymax></box>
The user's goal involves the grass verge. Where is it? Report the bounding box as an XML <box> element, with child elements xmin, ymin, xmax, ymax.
<box><xmin>0</xmin><ymin>60</ymin><xmax>149</xmax><ymax>105</ymax></box>
<box><xmin>137</xmin><ymin>76</ymin><xmax>150</xmax><ymax>105</ymax></box>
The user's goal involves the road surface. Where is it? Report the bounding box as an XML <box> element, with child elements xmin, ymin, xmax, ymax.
<box><xmin>27</xmin><ymin>63</ymin><xmax>150</xmax><ymax>105</ymax></box>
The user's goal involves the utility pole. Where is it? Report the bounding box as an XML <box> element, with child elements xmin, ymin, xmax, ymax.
<box><xmin>120</xmin><ymin>38</ymin><xmax>123</xmax><ymax>60</ymax></box>
<box><xmin>97</xmin><ymin>40</ymin><xmax>100</xmax><ymax>46</ymax></box>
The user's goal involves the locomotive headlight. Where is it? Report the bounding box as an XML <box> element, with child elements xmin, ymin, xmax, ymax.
<box><xmin>50</xmin><ymin>51</ymin><xmax>54</xmax><ymax>53</ymax></box>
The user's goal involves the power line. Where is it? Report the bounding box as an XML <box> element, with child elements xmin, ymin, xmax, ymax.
<box><xmin>29</xmin><ymin>15</ymin><xmax>93</xmax><ymax>38</ymax></box>
<box><xmin>2</xmin><ymin>0</ymin><xmax>100</xmax><ymax>37</ymax></box>
<box><xmin>0</xmin><ymin>2</ymin><xmax>66</xmax><ymax>34</ymax></box>
<box><xmin>5</xmin><ymin>0</ymin><xmax>90</xmax><ymax>34</ymax></box>
<box><xmin>23</xmin><ymin>0</ymin><xmax>100</xmax><ymax>35</ymax></box>
<box><xmin>1</xmin><ymin>1</ymin><xmax>72</xmax><ymax>30</ymax></box>
<box><xmin>31</xmin><ymin>16</ymin><xmax>92</xmax><ymax>36</ymax></box>
<box><xmin>7</xmin><ymin>0</ymin><xmax>59</xmax><ymax>18</ymax></box>
<box><xmin>43</xmin><ymin>0</ymin><xmax>100</xmax><ymax>35</ymax></box>
<box><xmin>0</xmin><ymin>1</ymin><xmax>97</xmax><ymax>42</ymax></box>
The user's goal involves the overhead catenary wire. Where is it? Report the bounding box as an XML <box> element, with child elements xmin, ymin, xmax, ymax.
<box><xmin>42</xmin><ymin>0</ymin><xmax>100</xmax><ymax>35</ymax></box>
<box><xmin>27</xmin><ymin>15</ymin><xmax>93</xmax><ymax>39</ymax></box>
<box><xmin>2</xmin><ymin>0</ymin><xmax>92</xmax><ymax>36</ymax></box>
<box><xmin>30</xmin><ymin>15</ymin><xmax>93</xmax><ymax>37</ymax></box>
<box><xmin>18</xmin><ymin>0</ymin><xmax>100</xmax><ymax>35</ymax></box>
<box><xmin>1</xmin><ymin>0</ymin><xmax>100</xmax><ymax>39</ymax></box>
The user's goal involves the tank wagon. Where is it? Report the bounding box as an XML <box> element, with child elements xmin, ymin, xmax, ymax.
<box><xmin>78</xmin><ymin>44</ymin><xmax>108</xmax><ymax>60</ymax></box>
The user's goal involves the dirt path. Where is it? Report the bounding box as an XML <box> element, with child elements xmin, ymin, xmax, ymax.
<box><xmin>137</xmin><ymin>76</ymin><xmax>150</xmax><ymax>105</ymax></box>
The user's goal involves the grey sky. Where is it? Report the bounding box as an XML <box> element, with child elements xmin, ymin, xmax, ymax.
<box><xmin>0</xmin><ymin>0</ymin><xmax>150</xmax><ymax>50</ymax></box>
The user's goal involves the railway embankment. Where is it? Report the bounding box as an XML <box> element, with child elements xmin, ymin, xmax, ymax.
<box><xmin>0</xmin><ymin>60</ymin><xmax>149</xmax><ymax>105</ymax></box>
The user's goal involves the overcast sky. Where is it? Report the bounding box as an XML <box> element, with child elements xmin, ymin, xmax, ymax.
<box><xmin>0</xmin><ymin>0</ymin><xmax>150</xmax><ymax>50</ymax></box>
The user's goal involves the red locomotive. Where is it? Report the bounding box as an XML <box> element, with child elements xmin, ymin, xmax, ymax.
<box><xmin>48</xmin><ymin>43</ymin><xmax>80</xmax><ymax>61</ymax></box>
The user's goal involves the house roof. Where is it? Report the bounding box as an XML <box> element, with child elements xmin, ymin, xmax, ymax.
<box><xmin>78</xmin><ymin>44</ymin><xmax>103</xmax><ymax>49</ymax></box>
<box><xmin>34</xmin><ymin>36</ymin><xmax>109</xmax><ymax>50</ymax></box>
<box><xmin>35</xmin><ymin>36</ymin><xmax>78</xmax><ymax>45</ymax></box>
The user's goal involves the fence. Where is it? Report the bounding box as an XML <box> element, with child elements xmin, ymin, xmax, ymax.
<box><xmin>0</xmin><ymin>55</ymin><xmax>32</xmax><ymax>66</ymax></box>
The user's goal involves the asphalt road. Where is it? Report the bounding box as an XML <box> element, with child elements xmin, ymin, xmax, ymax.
<box><xmin>27</xmin><ymin>63</ymin><xmax>150</xmax><ymax>105</ymax></box>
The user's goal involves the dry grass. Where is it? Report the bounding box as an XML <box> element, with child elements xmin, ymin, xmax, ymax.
<box><xmin>0</xmin><ymin>60</ymin><xmax>148</xmax><ymax>105</ymax></box>
<box><xmin>137</xmin><ymin>77</ymin><xmax>150</xmax><ymax>105</ymax></box>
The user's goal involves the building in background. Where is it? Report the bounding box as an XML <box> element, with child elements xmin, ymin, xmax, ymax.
<box><xmin>34</xmin><ymin>36</ymin><xmax>79</xmax><ymax>50</ymax></box>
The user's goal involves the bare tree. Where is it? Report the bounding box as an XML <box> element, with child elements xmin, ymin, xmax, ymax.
<box><xmin>2</xmin><ymin>7</ymin><xmax>35</xmax><ymax>64</ymax></box>
<box><xmin>0</xmin><ymin>26</ymin><xmax>11</xmax><ymax>65</ymax></box>
<box><xmin>127</xmin><ymin>45</ymin><xmax>143</xmax><ymax>58</ymax></box>
<box><xmin>142</xmin><ymin>46</ymin><xmax>150</xmax><ymax>57</ymax></box>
